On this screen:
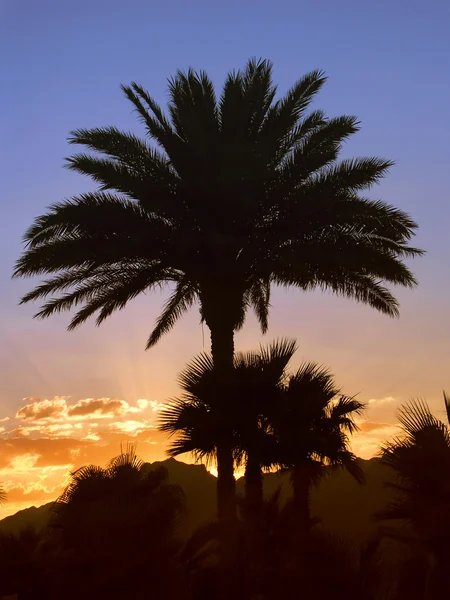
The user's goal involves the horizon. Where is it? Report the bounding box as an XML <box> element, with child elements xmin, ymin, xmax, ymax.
<box><xmin>1</xmin><ymin>0</ymin><xmax>450</xmax><ymax>520</ymax></box>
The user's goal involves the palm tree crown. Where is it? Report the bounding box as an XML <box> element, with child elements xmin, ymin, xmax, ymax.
<box><xmin>159</xmin><ymin>340</ymin><xmax>364</xmax><ymax>511</ymax></box>
<box><xmin>51</xmin><ymin>445</ymin><xmax>185</xmax><ymax>548</ymax></box>
<box><xmin>378</xmin><ymin>394</ymin><xmax>450</xmax><ymax>546</ymax></box>
<box><xmin>159</xmin><ymin>338</ymin><xmax>296</xmax><ymax>467</ymax></box>
<box><xmin>275</xmin><ymin>361</ymin><xmax>364</xmax><ymax>478</ymax></box>
<box><xmin>14</xmin><ymin>58</ymin><xmax>421</xmax><ymax>354</ymax></box>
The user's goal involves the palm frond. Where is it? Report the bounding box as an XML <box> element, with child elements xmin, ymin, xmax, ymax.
<box><xmin>146</xmin><ymin>281</ymin><xmax>197</xmax><ymax>349</ymax></box>
<box><xmin>444</xmin><ymin>391</ymin><xmax>450</xmax><ymax>425</ymax></box>
<box><xmin>280</xmin><ymin>115</ymin><xmax>360</xmax><ymax>184</ymax></box>
<box><xmin>15</xmin><ymin>192</ymin><xmax>158</xmax><ymax>255</ymax></box>
<box><xmin>107</xmin><ymin>443</ymin><xmax>144</xmax><ymax>472</ymax></box>
<box><xmin>397</xmin><ymin>399</ymin><xmax>439</xmax><ymax>434</ymax></box>
<box><xmin>120</xmin><ymin>83</ymin><xmax>183</xmax><ymax>160</ymax></box>
<box><xmin>329</xmin><ymin>395</ymin><xmax>365</xmax><ymax>433</ymax></box>
<box><xmin>261</xmin><ymin>69</ymin><xmax>327</xmax><ymax>153</ymax></box>
<box><xmin>159</xmin><ymin>397</ymin><xmax>217</xmax><ymax>460</ymax></box>
<box><xmin>314</xmin><ymin>157</ymin><xmax>395</xmax><ymax>191</ymax></box>
<box><xmin>177</xmin><ymin>352</ymin><xmax>215</xmax><ymax>395</ymax></box>
<box><xmin>15</xmin><ymin>60</ymin><xmax>422</xmax><ymax>354</ymax></box>
<box><xmin>167</xmin><ymin>68</ymin><xmax>219</xmax><ymax>145</ymax></box>
<box><xmin>247</xmin><ymin>279</ymin><xmax>271</xmax><ymax>333</ymax></box>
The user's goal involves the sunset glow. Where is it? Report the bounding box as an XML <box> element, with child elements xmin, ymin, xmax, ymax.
<box><xmin>1</xmin><ymin>1</ymin><xmax>449</xmax><ymax>531</ymax></box>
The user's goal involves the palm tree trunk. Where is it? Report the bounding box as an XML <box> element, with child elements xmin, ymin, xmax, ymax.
<box><xmin>245</xmin><ymin>454</ymin><xmax>263</xmax><ymax>516</ymax></box>
<box><xmin>208</xmin><ymin>318</ymin><xmax>236</xmax><ymax>521</ymax></box>
<box><xmin>291</xmin><ymin>464</ymin><xmax>313</xmax><ymax>528</ymax></box>
<box><xmin>208</xmin><ymin>318</ymin><xmax>240</xmax><ymax>598</ymax></box>
<box><xmin>216</xmin><ymin>442</ymin><xmax>236</xmax><ymax>521</ymax></box>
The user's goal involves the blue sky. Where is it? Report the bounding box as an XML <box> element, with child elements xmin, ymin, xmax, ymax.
<box><xmin>0</xmin><ymin>0</ymin><xmax>449</xmax><ymax>513</ymax></box>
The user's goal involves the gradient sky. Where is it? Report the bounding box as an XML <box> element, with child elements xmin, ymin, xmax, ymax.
<box><xmin>0</xmin><ymin>0</ymin><xmax>449</xmax><ymax>517</ymax></box>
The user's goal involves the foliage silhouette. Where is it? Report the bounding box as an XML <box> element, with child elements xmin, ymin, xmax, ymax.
<box><xmin>159</xmin><ymin>338</ymin><xmax>364</xmax><ymax>530</ymax></box>
<box><xmin>0</xmin><ymin>527</ymin><xmax>45</xmax><ymax>600</ymax></box>
<box><xmin>14</xmin><ymin>58</ymin><xmax>422</xmax><ymax>523</ymax></box>
<box><xmin>377</xmin><ymin>393</ymin><xmax>450</xmax><ymax>598</ymax></box>
<box><xmin>0</xmin><ymin>435</ymin><xmax>447</xmax><ymax>599</ymax></box>
<box><xmin>47</xmin><ymin>445</ymin><xmax>186</xmax><ymax>599</ymax></box>
<box><xmin>274</xmin><ymin>361</ymin><xmax>364</xmax><ymax>526</ymax></box>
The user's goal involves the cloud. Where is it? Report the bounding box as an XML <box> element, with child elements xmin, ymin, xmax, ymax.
<box><xmin>0</xmin><ymin>394</ymin><xmax>169</xmax><ymax>519</ymax></box>
<box><xmin>67</xmin><ymin>398</ymin><xmax>127</xmax><ymax>418</ymax></box>
<box><xmin>357</xmin><ymin>420</ymin><xmax>397</xmax><ymax>433</ymax></box>
<box><xmin>108</xmin><ymin>420</ymin><xmax>154</xmax><ymax>434</ymax></box>
<box><xmin>351</xmin><ymin>421</ymin><xmax>400</xmax><ymax>459</ymax></box>
<box><xmin>367</xmin><ymin>396</ymin><xmax>396</xmax><ymax>406</ymax></box>
<box><xmin>13</xmin><ymin>396</ymin><xmax>157</xmax><ymax>425</ymax></box>
<box><xmin>16</xmin><ymin>397</ymin><xmax>67</xmax><ymax>422</ymax></box>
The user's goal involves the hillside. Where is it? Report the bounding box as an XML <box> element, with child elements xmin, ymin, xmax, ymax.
<box><xmin>0</xmin><ymin>457</ymin><xmax>394</xmax><ymax>541</ymax></box>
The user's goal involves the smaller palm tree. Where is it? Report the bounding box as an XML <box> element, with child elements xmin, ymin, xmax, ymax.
<box><xmin>50</xmin><ymin>445</ymin><xmax>186</xmax><ymax>599</ymax></box>
<box><xmin>0</xmin><ymin>486</ymin><xmax>6</xmax><ymax>505</ymax></box>
<box><xmin>377</xmin><ymin>393</ymin><xmax>450</xmax><ymax>597</ymax></box>
<box><xmin>159</xmin><ymin>339</ymin><xmax>297</xmax><ymax>519</ymax></box>
<box><xmin>273</xmin><ymin>362</ymin><xmax>364</xmax><ymax>526</ymax></box>
<box><xmin>159</xmin><ymin>340</ymin><xmax>364</xmax><ymax>528</ymax></box>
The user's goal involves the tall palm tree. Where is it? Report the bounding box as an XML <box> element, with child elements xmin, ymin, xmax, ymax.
<box><xmin>377</xmin><ymin>393</ymin><xmax>450</xmax><ymax>598</ymax></box>
<box><xmin>274</xmin><ymin>362</ymin><xmax>364</xmax><ymax>525</ymax></box>
<box><xmin>159</xmin><ymin>339</ymin><xmax>297</xmax><ymax>518</ymax></box>
<box><xmin>14</xmin><ymin>59</ymin><xmax>421</xmax><ymax>520</ymax></box>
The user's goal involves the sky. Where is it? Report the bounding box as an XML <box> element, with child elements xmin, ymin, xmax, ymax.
<box><xmin>0</xmin><ymin>0</ymin><xmax>449</xmax><ymax>518</ymax></box>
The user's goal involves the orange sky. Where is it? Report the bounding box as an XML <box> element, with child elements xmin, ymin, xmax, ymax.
<box><xmin>2</xmin><ymin>0</ymin><xmax>450</xmax><ymax>523</ymax></box>
<box><xmin>0</xmin><ymin>388</ymin><xmax>402</xmax><ymax>520</ymax></box>
<box><xmin>2</xmin><ymin>279</ymin><xmax>448</xmax><ymax>519</ymax></box>
<box><xmin>2</xmin><ymin>281</ymin><xmax>449</xmax><ymax>519</ymax></box>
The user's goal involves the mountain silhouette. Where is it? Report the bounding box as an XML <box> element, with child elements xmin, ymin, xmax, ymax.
<box><xmin>0</xmin><ymin>457</ymin><xmax>393</xmax><ymax>544</ymax></box>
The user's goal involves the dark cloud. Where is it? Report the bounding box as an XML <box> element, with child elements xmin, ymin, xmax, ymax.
<box><xmin>68</xmin><ymin>398</ymin><xmax>126</xmax><ymax>418</ymax></box>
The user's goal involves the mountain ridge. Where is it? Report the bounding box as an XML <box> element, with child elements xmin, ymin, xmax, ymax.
<box><xmin>0</xmin><ymin>456</ymin><xmax>393</xmax><ymax>542</ymax></box>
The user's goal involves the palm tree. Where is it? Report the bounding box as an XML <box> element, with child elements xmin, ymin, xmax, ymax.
<box><xmin>274</xmin><ymin>362</ymin><xmax>364</xmax><ymax>526</ymax></box>
<box><xmin>159</xmin><ymin>339</ymin><xmax>297</xmax><ymax>519</ymax></box>
<box><xmin>49</xmin><ymin>446</ymin><xmax>186</xmax><ymax>599</ymax></box>
<box><xmin>14</xmin><ymin>59</ymin><xmax>422</xmax><ymax>520</ymax></box>
<box><xmin>0</xmin><ymin>486</ymin><xmax>6</xmax><ymax>505</ymax></box>
<box><xmin>377</xmin><ymin>393</ymin><xmax>450</xmax><ymax>598</ymax></box>
<box><xmin>159</xmin><ymin>341</ymin><xmax>363</xmax><ymax>528</ymax></box>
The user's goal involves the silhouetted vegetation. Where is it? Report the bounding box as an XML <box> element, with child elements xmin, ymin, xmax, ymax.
<box><xmin>159</xmin><ymin>338</ymin><xmax>364</xmax><ymax>529</ymax></box>
<box><xmin>1</xmin><ymin>387</ymin><xmax>448</xmax><ymax>598</ymax></box>
<box><xmin>9</xmin><ymin>58</ymin><xmax>433</xmax><ymax>599</ymax></box>
<box><xmin>14</xmin><ymin>58</ymin><xmax>422</xmax><ymax>530</ymax></box>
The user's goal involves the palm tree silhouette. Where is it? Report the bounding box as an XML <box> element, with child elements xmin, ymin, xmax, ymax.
<box><xmin>274</xmin><ymin>362</ymin><xmax>364</xmax><ymax>526</ymax></box>
<box><xmin>14</xmin><ymin>58</ymin><xmax>421</xmax><ymax>522</ymax></box>
<box><xmin>160</xmin><ymin>339</ymin><xmax>297</xmax><ymax>519</ymax></box>
<box><xmin>49</xmin><ymin>445</ymin><xmax>186</xmax><ymax>599</ymax></box>
<box><xmin>377</xmin><ymin>393</ymin><xmax>450</xmax><ymax>597</ymax></box>
<box><xmin>159</xmin><ymin>340</ymin><xmax>364</xmax><ymax>530</ymax></box>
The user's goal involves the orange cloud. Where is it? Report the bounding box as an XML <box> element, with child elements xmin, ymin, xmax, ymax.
<box><xmin>0</xmin><ymin>426</ymin><xmax>168</xmax><ymax>519</ymax></box>
<box><xmin>16</xmin><ymin>397</ymin><xmax>67</xmax><ymax>422</ymax></box>
<box><xmin>351</xmin><ymin>421</ymin><xmax>400</xmax><ymax>459</ymax></box>
<box><xmin>367</xmin><ymin>396</ymin><xmax>396</xmax><ymax>406</ymax></box>
<box><xmin>67</xmin><ymin>398</ymin><xmax>126</xmax><ymax>418</ymax></box>
<box><xmin>357</xmin><ymin>420</ymin><xmax>395</xmax><ymax>433</ymax></box>
<box><xmin>13</xmin><ymin>396</ymin><xmax>157</xmax><ymax>425</ymax></box>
